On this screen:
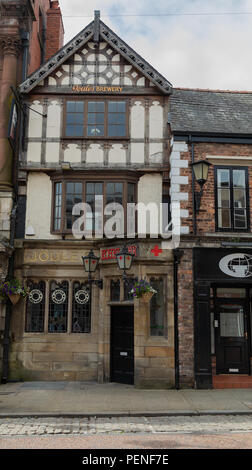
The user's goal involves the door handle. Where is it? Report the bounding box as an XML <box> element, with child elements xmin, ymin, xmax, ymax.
<box><xmin>245</xmin><ymin>332</ymin><xmax>248</xmax><ymax>340</ymax></box>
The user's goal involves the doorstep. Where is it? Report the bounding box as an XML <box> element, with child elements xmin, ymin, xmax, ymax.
<box><xmin>213</xmin><ymin>374</ymin><xmax>252</xmax><ymax>389</ymax></box>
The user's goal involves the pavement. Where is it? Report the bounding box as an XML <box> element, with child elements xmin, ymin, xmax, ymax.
<box><xmin>1</xmin><ymin>381</ymin><xmax>252</xmax><ymax>417</ymax></box>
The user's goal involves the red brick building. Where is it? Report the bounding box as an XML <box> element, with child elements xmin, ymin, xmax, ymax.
<box><xmin>169</xmin><ymin>89</ymin><xmax>252</xmax><ymax>389</ymax></box>
<box><xmin>0</xmin><ymin>0</ymin><xmax>64</xmax><ymax>382</ymax></box>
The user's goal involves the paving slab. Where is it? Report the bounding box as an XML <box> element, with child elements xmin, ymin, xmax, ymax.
<box><xmin>1</xmin><ymin>381</ymin><xmax>252</xmax><ymax>417</ymax></box>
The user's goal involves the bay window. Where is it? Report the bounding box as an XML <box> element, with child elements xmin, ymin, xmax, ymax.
<box><xmin>52</xmin><ymin>176</ymin><xmax>136</xmax><ymax>234</ymax></box>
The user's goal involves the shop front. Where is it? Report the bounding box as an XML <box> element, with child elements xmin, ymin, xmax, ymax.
<box><xmin>9</xmin><ymin>240</ymin><xmax>174</xmax><ymax>388</ymax></box>
<box><xmin>194</xmin><ymin>248</ymin><xmax>252</xmax><ymax>389</ymax></box>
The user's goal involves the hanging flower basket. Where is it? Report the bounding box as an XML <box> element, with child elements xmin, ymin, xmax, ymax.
<box><xmin>8</xmin><ymin>293</ymin><xmax>21</xmax><ymax>305</ymax></box>
<box><xmin>141</xmin><ymin>291</ymin><xmax>154</xmax><ymax>303</ymax></box>
<box><xmin>129</xmin><ymin>279</ymin><xmax>157</xmax><ymax>301</ymax></box>
<box><xmin>0</xmin><ymin>279</ymin><xmax>29</xmax><ymax>304</ymax></box>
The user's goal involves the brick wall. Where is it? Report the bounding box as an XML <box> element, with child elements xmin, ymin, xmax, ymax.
<box><xmin>28</xmin><ymin>0</ymin><xmax>64</xmax><ymax>74</ymax></box>
<box><xmin>174</xmin><ymin>142</ymin><xmax>252</xmax><ymax>236</ymax></box>
<box><xmin>177</xmin><ymin>248</ymin><xmax>194</xmax><ymax>388</ymax></box>
<box><xmin>44</xmin><ymin>0</ymin><xmax>64</xmax><ymax>62</ymax></box>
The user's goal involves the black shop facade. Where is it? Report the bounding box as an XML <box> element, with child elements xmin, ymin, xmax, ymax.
<box><xmin>194</xmin><ymin>247</ymin><xmax>252</xmax><ymax>389</ymax></box>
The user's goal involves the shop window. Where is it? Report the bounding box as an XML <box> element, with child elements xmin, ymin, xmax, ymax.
<box><xmin>52</xmin><ymin>178</ymin><xmax>136</xmax><ymax>234</ymax></box>
<box><xmin>25</xmin><ymin>281</ymin><xmax>45</xmax><ymax>332</ymax></box>
<box><xmin>150</xmin><ymin>277</ymin><xmax>166</xmax><ymax>336</ymax></box>
<box><xmin>64</xmin><ymin>100</ymin><xmax>127</xmax><ymax>138</ymax></box>
<box><xmin>48</xmin><ymin>281</ymin><xmax>68</xmax><ymax>333</ymax></box>
<box><xmin>215</xmin><ymin>167</ymin><xmax>249</xmax><ymax>231</ymax></box>
<box><xmin>72</xmin><ymin>282</ymin><xmax>91</xmax><ymax>333</ymax></box>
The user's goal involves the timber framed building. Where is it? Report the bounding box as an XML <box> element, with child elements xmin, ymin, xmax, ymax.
<box><xmin>11</xmin><ymin>12</ymin><xmax>175</xmax><ymax>387</ymax></box>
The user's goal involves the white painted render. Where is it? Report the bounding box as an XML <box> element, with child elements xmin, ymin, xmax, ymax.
<box><xmin>27</xmin><ymin>102</ymin><xmax>43</xmax><ymax>138</ymax></box>
<box><xmin>131</xmin><ymin>102</ymin><xmax>145</xmax><ymax>139</ymax></box>
<box><xmin>108</xmin><ymin>144</ymin><xmax>126</xmax><ymax>164</ymax></box>
<box><xmin>25</xmin><ymin>173</ymin><xmax>60</xmax><ymax>240</ymax></box>
<box><xmin>27</xmin><ymin>142</ymin><xmax>41</xmax><ymax>163</ymax></box>
<box><xmin>46</xmin><ymin>101</ymin><xmax>61</xmax><ymax>138</ymax></box>
<box><xmin>149</xmin><ymin>102</ymin><xmax>163</xmax><ymax>139</ymax></box>
<box><xmin>63</xmin><ymin>144</ymin><xmax>81</xmax><ymax>163</ymax></box>
<box><xmin>137</xmin><ymin>174</ymin><xmax>162</xmax><ymax>235</ymax></box>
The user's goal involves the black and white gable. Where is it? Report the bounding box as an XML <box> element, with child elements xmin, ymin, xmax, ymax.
<box><xmin>19</xmin><ymin>11</ymin><xmax>172</xmax><ymax>95</ymax></box>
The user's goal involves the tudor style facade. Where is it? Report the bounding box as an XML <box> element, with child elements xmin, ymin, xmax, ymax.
<box><xmin>9</xmin><ymin>13</ymin><xmax>176</xmax><ymax>387</ymax></box>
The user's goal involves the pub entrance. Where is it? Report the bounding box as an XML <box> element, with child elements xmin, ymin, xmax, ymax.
<box><xmin>214</xmin><ymin>291</ymin><xmax>250</xmax><ymax>374</ymax></box>
<box><xmin>110</xmin><ymin>305</ymin><xmax>134</xmax><ymax>385</ymax></box>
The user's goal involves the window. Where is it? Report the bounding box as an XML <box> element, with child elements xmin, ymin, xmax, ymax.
<box><xmin>64</xmin><ymin>100</ymin><xmax>127</xmax><ymax>138</ymax></box>
<box><xmin>25</xmin><ymin>281</ymin><xmax>45</xmax><ymax>333</ymax></box>
<box><xmin>215</xmin><ymin>167</ymin><xmax>249</xmax><ymax>231</ymax></box>
<box><xmin>25</xmin><ymin>280</ymin><xmax>92</xmax><ymax>334</ymax></box>
<box><xmin>72</xmin><ymin>282</ymin><xmax>91</xmax><ymax>333</ymax></box>
<box><xmin>48</xmin><ymin>281</ymin><xmax>68</xmax><ymax>333</ymax></box>
<box><xmin>65</xmin><ymin>101</ymin><xmax>84</xmax><ymax>137</ymax></box>
<box><xmin>150</xmin><ymin>277</ymin><xmax>167</xmax><ymax>336</ymax></box>
<box><xmin>52</xmin><ymin>178</ymin><xmax>136</xmax><ymax>234</ymax></box>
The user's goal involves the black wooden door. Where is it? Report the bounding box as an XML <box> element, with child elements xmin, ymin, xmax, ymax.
<box><xmin>110</xmin><ymin>306</ymin><xmax>134</xmax><ymax>384</ymax></box>
<box><xmin>215</xmin><ymin>300</ymin><xmax>250</xmax><ymax>374</ymax></box>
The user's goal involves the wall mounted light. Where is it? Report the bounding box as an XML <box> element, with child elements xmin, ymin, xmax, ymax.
<box><xmin>191</xmin><ymin>160</ymin><xmax>212</xmax><ymax>212</ymax></box>
<box><xmin>82</xmin><ymin>249</ymin><xmax>103</xmax><ymax>289</ymax></box>
<box><xmin>115</xmin><ymin>244</ymin><xmax>135</xmax><ymax>284</ymax></box>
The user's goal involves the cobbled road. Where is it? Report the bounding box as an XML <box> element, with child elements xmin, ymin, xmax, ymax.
<box><xmin>1</xmin><ymin>415</ymin><xmax>252</xmax><ymax>436</ymax></box>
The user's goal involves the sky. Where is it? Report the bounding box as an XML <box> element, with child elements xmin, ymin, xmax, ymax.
<box><xmin>58</xmin><ymin>0</ymin><xmax>252</xmax><ymax>91</ymax></box>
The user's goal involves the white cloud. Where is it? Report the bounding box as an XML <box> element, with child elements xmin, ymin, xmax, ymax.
<box><xmin>58</xmin><ymin>0</ymin><xmax>252</xmax><ymax>90</ymax></box>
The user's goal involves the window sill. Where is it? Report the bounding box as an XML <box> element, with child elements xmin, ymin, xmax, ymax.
<box><xmin>61</xmin><ymin>136</ymin><xmax>130</xmax><ymax>141</ymax></box>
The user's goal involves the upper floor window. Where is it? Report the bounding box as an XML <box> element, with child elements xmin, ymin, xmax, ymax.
<box><xmin>215</xmin><ymin>167</ymin><xmax>249</xmax><ymax>231</ymax></box>
<box><xmin>52</xmin><ymin>177</ymin><xmax>136</xmax><ymax>234</ymax></box>
<box><xmin>64</xmin><ymin>100</ymin><xmax>127</xmax><ymax>138</ymax></box>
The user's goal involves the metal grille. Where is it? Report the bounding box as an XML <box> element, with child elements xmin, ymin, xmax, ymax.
<box><xmin>48</xmin><ymin>281</ymin><xmax>68</xmax><ymax>333</ymax></box>
<box><xmin>25</xmin><ymin>281</ymin><xmax>45</xmax><ymax>333</ymax></box>
<box><xmin>72</xmin><ymin>281</ymin><xmax>91</xmax><ymax>333</ymax></box>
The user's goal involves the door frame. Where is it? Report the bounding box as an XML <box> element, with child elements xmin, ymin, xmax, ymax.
<box><xmin>213</xmin><ymin>286</ymin><xmax>251</xmax><ymax>375</ymax></box>
<box><xmin>110</xmin><ymin>304</ymin><xmax>134</xmax><ymax>385</ymax></box>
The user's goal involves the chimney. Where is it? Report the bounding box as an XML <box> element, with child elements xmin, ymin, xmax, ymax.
<box><xmin>45</xmin><ymin>1</ymin><xmax>64</xmax><ymax>61</ymax></box>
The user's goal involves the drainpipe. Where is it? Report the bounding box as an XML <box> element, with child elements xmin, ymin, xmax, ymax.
<box><xmin>174</xmin><ymin>248</ymin><xmax>183</xmax><ymax>390</ymax></box>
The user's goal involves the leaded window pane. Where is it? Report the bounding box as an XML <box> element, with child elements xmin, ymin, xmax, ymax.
<box><xmin>25</xmin><ymin>281</ymin><xmax>45</xmax><ymax>332</ymax></box>
<box><xmin>111</xmin><ymin>279</ymin><xmax>120</xmax><ymax>301</ymax></box>
<box><xmin>48</xmin><ymin>281</ymin><xmax>68</xmax><ymax>333</ymax></box>
<box><xmin>124</xmin><ymin>278</ymin><xmax>136</xmax><ymax>301</ymax></box>
<box><xmin>72</xmin><ymin>282</ymin><xmax>91</xmax><ymax>333</ymax></box>
<box><xmin>65</xmin><ymin>101</ymin><xmax>84</xmax><ymax>136</ymax></box>
<box><xmin>108</xmin><ymin>101</ymin><xmax>126</xmax><ymax>137</ymax></box>
<box><xmin>54</xmin><ymin>182</ymin><xmax>62</xmax><ymax>231</ymax></box>
<box><xmin>150</xmin><ymin>277</ymin><xmax>166</xmax><ymax>336</ymax></box>
<box><xmin>65</xmin><ymin>182</ymin><xmax>82</xmax><ymax>230</ymax></box>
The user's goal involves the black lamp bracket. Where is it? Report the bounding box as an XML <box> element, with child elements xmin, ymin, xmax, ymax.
<box><xmin>194</xmin><ymin>186</ymin><xmax>204</xmax><ymax>213</ymax></box>
<box><xmin>87</xmin><ymin>275</ymin><xmax>103</xmax><ymax>290</ymax></box>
